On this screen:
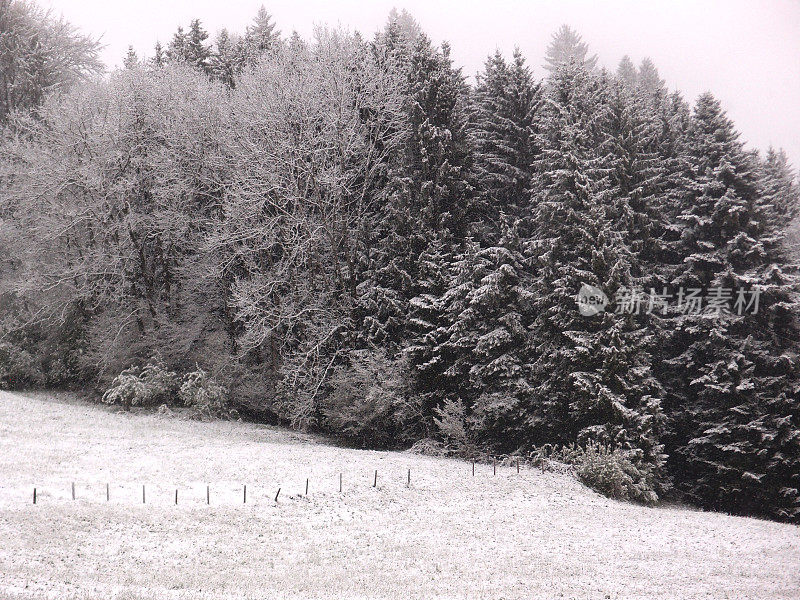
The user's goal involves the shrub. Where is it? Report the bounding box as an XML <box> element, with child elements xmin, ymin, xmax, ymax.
<box><xmin>407</xmin><ymin>438</ymin><xmax>449</xmax><ymax>457</ymax></box>
<box><xmin>178</xmin><ymin>367</ymin><xmax>228</xmax><ymax>418</ymax></box>
<box><xmin>139</xmin><ymin>361</ymin><xmax>180</xmax><ymax>405</ymax></box>
<box><xmin>101</xmin><ymin>371</ymin><xmax>147</xmax><ymax>410</ymax></box>
<box><xmin>0</xmin><ymin>342</ymin><xmax>43</xmax><ymax>389</ymax></box>
<box><xmin>572</xmin><ymin>443</ymin><xmax>659</xmax><ymax>505</ymax></box>
<box><xmin>433</xmin><ymin>398</ymin><xmax>477</xmax><ymax>457</ymax></box>
<box><xmin>322</xmin><ymin>349</ymin><xmax>415</xmax><ymax>448</ymax></box>
<box><xmin>101</xmin><ymin>359</ymin><xmax>179</xmax><ymax>410</ymax></box>
<box><xmin>536</xmin><ymin>442</ymin><xmax>659</xmax><ymax>505</ymax></box>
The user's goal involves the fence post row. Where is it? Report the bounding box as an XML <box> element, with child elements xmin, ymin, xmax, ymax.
<box><xmin>28</xmin><ymin>462</ymin><xmax>521</xmax><ymax>506</ymax></box>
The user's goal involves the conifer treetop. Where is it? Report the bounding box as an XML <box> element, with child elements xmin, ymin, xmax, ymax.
<box><xmin>544</xmin><ymin>24</ymin><xmax>598</xmax><ymax>73</ymax></box>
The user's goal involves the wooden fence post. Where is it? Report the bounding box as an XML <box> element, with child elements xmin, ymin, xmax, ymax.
<box><xmin>373</xmin><ymin>470</ymin><xmax>377</xmax><ymax>488</ymax></box>
<box><xmin>206</xmin><ymin>485</ymin><xmax>210</xmax><ymax>505</ymax></box>
<box><xmin>106</xmin><ymin>483</ymin><xmax>110</xmax><ymax>501</ymax></box>
<box><xmin>71</xmin><ymin>482</ymin><xmax>75</xmax><ymax>500</ymax></box>
<box><xmin>274</xmin><ymin>488</ymin><xmax>281</xmax><ymax>502</ymax></box>
<box><xmin>305</xmin><ymin>479</ymin><xmax>309</xmax><ymax>496</ymax></box>
<box><xmin>33</xmin><ymin>488</ymin><xmax>36</xmax><ymax>504</ymax></box>
<box><xmin>243</xmin><ymin>484</ymin><xmax>247</xmax><ymax>504</ymax></box>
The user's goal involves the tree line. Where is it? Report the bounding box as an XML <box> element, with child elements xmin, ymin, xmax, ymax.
<box><xmin>0</xmin><ymin>5</ymin><xmax>798</xmax><ymax>522</ymax></box>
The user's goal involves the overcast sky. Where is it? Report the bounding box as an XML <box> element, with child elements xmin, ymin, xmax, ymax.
<box><xmin>43</xmin><ymin>0</ymin><xmax>800</xmax><ymax>168</ymax></box>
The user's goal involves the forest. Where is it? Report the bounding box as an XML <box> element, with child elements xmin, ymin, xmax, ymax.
<box><xmin>1</xmin><ymin>2</ymin><xmax>798</xmax><ymax>523</ymax></box>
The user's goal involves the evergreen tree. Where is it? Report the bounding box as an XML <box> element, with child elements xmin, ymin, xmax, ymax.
<box><xmin>605</xmin><ymin>72</ymin><xmax>669</xmax><ymax>271</ymax></box>
<box><xmin>403</xmin><ymin>239</ymin><xmax>458</xmax><ymax>428</ymax></box>
<box><xmin>458</xmin><ymin>224</ymin><xmax>536</xmax><ymax>449</ymax></box>
<box><xmin>355</xmin><ymin>34</ymin><xmax>474</xmax><ymax>353</ymax></box>
<box><xmin>166</xmin><ymin>26</ymin><xmax>187</xmax><ymax>63</ymax></box>
<box><xmin>123</xmin><ymin>45</ymin><xmax>139</xmax><ymax>69</ymax></box>
<box><xmin>185</xmin><ymin>19</ymin><xmax>211</xmax><ymax>74</ymax></box>
<box><xmin>616</xmin><ymin>55</ymin><xmax>637</xmax><ymax>88</ymax></box>
<box><xmin>211</xmin><ymin>28</ymin><xmax>244</xmax><ymax>88</ymax></box>
<box><xmin>471</xmin><ymin>48</ymin><xmax>543</xmax><ymax>225</ymax></box>
<box><xmin>663</xmin><ymin>93</ymin><xmax>800</xmax><ymax>522</ymax></box>
<box><xmin>528</xmin><ymin>62</ymin><xmax>665</xmax><ymax>498</ymax></box>
<box><xmin>761</xmin><ymin>147</ymin><xmax>799</xmax><ymax>226</ymax></box>
<box><xmin>406</xmin><ymin>37</ymin><xmax>474</xmax><ymax>236</ymax></box>
<box><xmin>637</xmin><ymin>57</ymin><xmax>665</xmax><ymax>97</ymax></box>
<box><xmin>543</xmin><ymin>25</ymin><xmax>598</xmax><ymax>73</ymax></box>
<box><xmin>385</xmin><ymin>8</ymin><xmax>422</xmax><ymax>42</ymax></box>
<box><xmin>404</xmin><ymin>224</ymin><xmax>535</xmax><ymax>450</ymax></box>
<box><xmin>245</xmin><ymin>6</ymin><xmax>281</xmax><ymax>61</ymax></box>
<box><xmin>150</xmin><ymin>41</ymin><xmax>165</xmax><ymax>69</ymax></box>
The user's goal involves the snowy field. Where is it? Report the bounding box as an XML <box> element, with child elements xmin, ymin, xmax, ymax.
<box><xmin>0</xmin><ymin>390</ymin><xmax>798</xmax><ymax>600</ymax></box>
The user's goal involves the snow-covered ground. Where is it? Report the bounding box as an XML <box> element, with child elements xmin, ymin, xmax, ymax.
<box><xmin>0</xmin><ymin>390</ymin><xmax>797</xmax><ymax>600</ymax></box>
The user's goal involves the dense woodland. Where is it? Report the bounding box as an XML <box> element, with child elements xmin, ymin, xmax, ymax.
<box><xmin>1</xmin><ymin>2</ymin><xmax>799</xmax><ymax>523</ymax></box>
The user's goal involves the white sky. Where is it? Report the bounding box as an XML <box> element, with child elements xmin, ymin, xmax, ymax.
<box><xmin>43</xmin><ymin>0</ymin><xmax>800</xmax><ymax>168</ymax></box>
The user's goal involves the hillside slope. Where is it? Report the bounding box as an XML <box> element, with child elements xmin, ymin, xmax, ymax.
<box><xmin>0</xmin><ymin>391</ymin><xmax>797</xmax><ymax>600</ymax></box>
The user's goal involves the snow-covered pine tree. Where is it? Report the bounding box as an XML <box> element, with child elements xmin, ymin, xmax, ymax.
<box><xmin>637</xmin><ymin>57</ymin><xmax>665</xmax><ymax>97</ymax></box>
<box><xmin>123</xmin><ymin>46</ymin><xmax>139</xmax><ymax>69</ymax></box>
<box><xmin>606</xmin><ymin>57</ymin><xmax>693</xmax><ymax>284</ymax></box>
<box><xmin>527</xmin><ymin>61</ymin><xmax>665</xmax><ymax>498</ymax></box>
<box><xmin>616</xmin><ymin>55</ymin><xmax>637</xmax><ymax>89</ymax></box>
<box><xmin>761</xmin><ymin>147</ymin><xmax>800</xmax><ymax>228</ymax></box>
<box><xmin>543</xmin><ymin>25</ymin><xmax>598</xmax><ymax>74</ymax></box>
<box><xmin>605</xmin><ymin>74</ymin><xmax>661</xmax><ymax>269</ymax></box>
<box><xmin>460</xmin><ymin>222</ymin><xmax>536</xmax><ymax>450</ymax></box>
<box><xmin>166</xmin><ymin>26</ymin><xmax>187</xmax><ymax>63</ymax></box>
<box><xmin>150</xmin><ymin>41</ymin><xmax>165</xmax><ymax>69</ymax></box>
<box><xmin>185</xmin><ymin>19</ymin><xmax>212</xmax><ymax>74</ymax></box>
<box><xmin>245</xmin><ymin>6</ymin><xmax>281</xmax><ymax>60</ymax></box>
<box><xmin>664</xmin><ymin>93</ymin><xmax>800</xmax><ymax>522</ymax></box>
<box><xmin>471</xmin><ymin>48</ymin><xmax>543</xmax><ymax>226</ymax></box>
<box><xmin>406</xmin><ymin>37</ymin><xmax>474</xmax><ymax>236</ymax></box>
<box><xmin>403</xmin><ymin>239</ymin><xmax>460</xmax><ymax>429</ymax></box>
<box><xmin>385</xmin><ymin>8</ymin><xmax>423</xmax><ymax>44</ymax></box>
<box><xmin>351</xmin><ymin>19</ymin><xmax>424</xmax><ymax>354</ymax></box>
<box><xmin>404</xmin><ymin>221</ymin><xmax>536</xmax><ymax>451</ymax></box>
<box><xmin>211</xmin><ymin>29</ymin><xmax>245</xmax><ymax>88</ymax></box>
<box><xmin>355</xmin><ymin>32</ymin><xmax>474</xmax><ymax>353</ymax></box>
